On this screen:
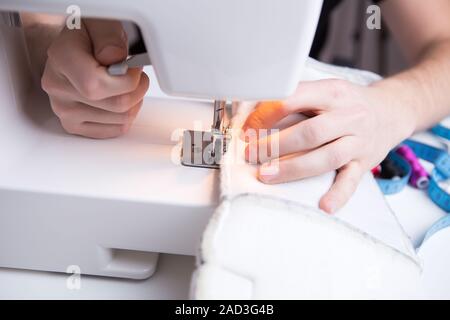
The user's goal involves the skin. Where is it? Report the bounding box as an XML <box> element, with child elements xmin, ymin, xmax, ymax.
<box><xmin>242</xmin><ymin>0</ymin><xmax>450</xmax><ymax>213</ymax></box>
<box><xmin>24</xmin><ymin>0</ymin><xmax>450</xmax><ymax>213</ymax></box>
<box><xmin>23</xmin><ymin>16</ymin><xmax>149</xmax><ymax>138</ymax></box>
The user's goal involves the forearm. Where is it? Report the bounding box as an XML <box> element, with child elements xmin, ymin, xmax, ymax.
<box><xmin>21</xmin><ymin>13</ymin><xmax>64</xmax><ymax>77</ymax></box>
<box><xmin>372</xmin><ymin>39</ymin><xmax>450</xmax><ymax>135</ymax></box>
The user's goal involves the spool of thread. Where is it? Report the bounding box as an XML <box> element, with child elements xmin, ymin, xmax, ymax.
<box><xmin>371</xmin><ymin>165</ymin><xmax>381</xmax><ymax>177</ymax></box>
<box><xmin>379</xmin><ymin>157</ymin><xmax>405</xmax><ymax>180</ymax></box>
<box><xmin>396</xmin><ymin>145</ymin><xmax>429</xmax><ymax>189</ymax></box>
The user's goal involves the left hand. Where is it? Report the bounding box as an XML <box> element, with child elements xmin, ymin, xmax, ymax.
<box><xmin>242</xmin><ymin>79</ymin><xmax>415</xmax><ymax>214</ymax></box>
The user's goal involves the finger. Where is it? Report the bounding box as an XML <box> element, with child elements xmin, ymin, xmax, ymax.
<box><xmin>258</xmin><ymin>136</ymin><xmax>358</xmax><ymax>184</ymax></box>
<box><xmin>242</xmin><ymin>79</ymin><xmax>351</xmax><ymax>131</ymax></box>
<box><xmin>79</xmin><ymin>122</ymin><xmax>127</xmax><ymax>139</ymax></box>
<box><xmin>64</xmin><ymin>122</ymin><xmax>127</xmax><ymax>139</ymax></box>
<box><xmin>83</xmin><ymin>19</ymin><xmax>128</xmax><ymax>66</ymax></box>
<box><xmin>51</xmin><ymin>98</ymin><xmax>142</xmax><ymax>125</ymax></box>
<box><xmin>242</xmin><ymin>101</ymin><xmax>286</xmax><ymax>132</ymax></box>
<box><xmin>319</xmin><ymin>161</ymin><xmax>363</xmax><ymax>214</ymax></box>
<box><xmin>283</xmin><ymin>79</ymin><xmax>351</xmax><ymax>113</ymax></box>
<box><xmin>45</xmin><ymin>70</ymin><xmax>149</xmax><ymax>113</ymax></box>
<box><xmin>248</xmin><ymin>112</ymin><xmax>354</xmax><ymax>163</ymax></box>
<box><xmin>86</xmin><ymin>72</ymin><xmax>148</xmax><ymax>112</ymax></box>
<box><xmin>41</xmin><ymin>59</ymin><xmax>73</xmax><ymax>96</ymax></box>
<box><xmin>48</xmin><ymin>25</ymin><xmax>141</xmax><ymax>100</ymax></box>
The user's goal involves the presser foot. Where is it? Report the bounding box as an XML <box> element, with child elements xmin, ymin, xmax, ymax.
<box><xmin>181</xmin><ymin>100</ymin><xmax>231</xmax><ymax>169</ymax></box>
<box><xmin>181</xmin><ymin>130</ymin><xmax>229</xmax><ymax>169</ymax></box>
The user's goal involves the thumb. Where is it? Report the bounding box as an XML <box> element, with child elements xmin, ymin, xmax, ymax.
<box><xmin>84</xmin><ymin>19</ymin><xmax>128</xmax><ymax>66</ymax></box>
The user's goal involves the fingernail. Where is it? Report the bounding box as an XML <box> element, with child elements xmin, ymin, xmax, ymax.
<box><xmin>258</xmin><ymin>162</ymin><xmax>279</xmax><ymax>182</ymax></box>
<box><xmin>258</xmin><ymin>173</ymin><xmax>274</xmax><ymax>183</ymax></box>
<box><xmin>325</xmin><ymin>201</ymin><xmax>336</xmax><ymax>214</ymax></box>
<box><xmin>261</xmin><ymin>160</ymin><xmax>279</xmax><ymax>175</ymax></box>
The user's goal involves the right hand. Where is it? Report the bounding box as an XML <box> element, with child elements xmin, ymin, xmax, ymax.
<box><xmin>41</xmin><ymin>19</ymin><xmax>149</xmax><ymax>138</ymax></box>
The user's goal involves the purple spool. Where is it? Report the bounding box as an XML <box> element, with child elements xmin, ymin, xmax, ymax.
<box><xmin>396</xmin><ymin>145</ymin><xmax>429</xmax><ymax>189</ymax></box>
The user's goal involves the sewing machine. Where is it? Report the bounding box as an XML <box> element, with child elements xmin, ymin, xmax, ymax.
<box><xmin>0</xmin><ymin>0</ymin><xmax>323</xmax><ymax>279</ymax></box>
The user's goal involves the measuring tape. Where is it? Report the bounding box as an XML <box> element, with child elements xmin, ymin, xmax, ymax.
<box><xmin>411</xmin><ymin>123</ymin><xmax>450</xmax><ymax>252</ymax></box>
<box><xmin>375</xmin><ymin>151</ymin><xmax>411</xmax><ymax>195</ymax></box>
<box><xmin>423</xmin><ymin>214</ymin><xmax>450</xmax><ymax>243</ymax></box>
<box><xmin>374</xmin><ymin>122</ymin><xmax>450</xmax><ymax>212</ymax></box>
<box><xmin>402</xmin><ymin>139</ymin><xmax>450</xmax><ymax>213</ymax></box>
<box><xmin>431</xmin><ymin>124</ymin><xmax>450</xmax><ymax>141</ymax></box>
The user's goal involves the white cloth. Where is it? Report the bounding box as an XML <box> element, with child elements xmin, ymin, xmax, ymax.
<box><xmin>191</xmin><ymin>58</ymin><xmax>421</xmax><ymax>299</ymax></box>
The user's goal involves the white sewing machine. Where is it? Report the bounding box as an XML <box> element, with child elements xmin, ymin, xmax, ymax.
<box><xmin>0</xmin><ymin>1</ymin><xmax>323</xmax><ymax>279</ymax></box>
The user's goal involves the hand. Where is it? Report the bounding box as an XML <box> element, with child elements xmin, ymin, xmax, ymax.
<box><xmin>41</xmin><ymin>19</ymin><xmax>149</xmax><ymax>138</ymax></box>
<box><xmin>242</xmin><ymin>79</ymin><xmax>415</xmax><ymax>213</ymax></box>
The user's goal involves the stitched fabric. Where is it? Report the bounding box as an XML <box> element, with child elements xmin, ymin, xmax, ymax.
<box><xmin>191</xmin><ymin>58</ymin><xmax>421</xmax><ymax>299</ymax></box>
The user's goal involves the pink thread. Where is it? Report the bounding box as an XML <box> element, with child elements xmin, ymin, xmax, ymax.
<box><xmin>396</xmin><ymin>145</ymin><xmax>429</xmax><ymax>189</ymax></box>
<box><xmin>371</xmin><ymin>165</ymin><xmax>381</xmax><ymax>177</ymax></box>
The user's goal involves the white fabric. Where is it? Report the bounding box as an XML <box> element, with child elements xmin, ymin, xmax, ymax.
<box><xmin>191</xmin><ymin>58</ymin><xmax>421</xmax><ymax>299</ymax></box>
<box><xmin>418</xmin><ymin>226</ymin><xmax>450</xmax><ymax>299</ymax></box>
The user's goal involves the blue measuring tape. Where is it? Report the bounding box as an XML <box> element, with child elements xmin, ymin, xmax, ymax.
<box><xmin>374</xmin><ymin>122</ymin><xmax>450</xmax><ymax>213</ymax></box>
<box><xmin>402</xmin><ymin>139</ymin><xmax>450</xmax><ymax>213</ymax></box>
<box><xmin>375</xmin><ymin>151</ymin><xmax>411</xmax><ymax>195</ymax></box>
<box><xmin>431</xmin><ymin>124</ymin><xmax>450</xmax><ymax>141</ymax></box>
<box><xmin>414</xmin><ymin>124</ymin><xmax>450</xmax><ymax>249</ymax></box>
<box><xmin>423</xmin><ymin>215</ymin><xmax>450</xmax><ymax>243</ymax></box>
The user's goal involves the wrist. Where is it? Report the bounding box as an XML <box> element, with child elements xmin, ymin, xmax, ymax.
<box><xmin>368</xmin><ymin>79</ymin><xmax>418</xmax><ymax>146</ymax></box>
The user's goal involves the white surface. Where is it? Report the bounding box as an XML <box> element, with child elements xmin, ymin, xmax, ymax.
<box><xmin>0</xmin><ymin>88</ymin><xmax>217</xmax><ymax>206</ymax></box>
<box><xmin>417</xmin><ymin>227</ymin><xmax>450</xmax><ymax>299</ymax></box>
<box><xmin>0</xmin><ymin>34</ymin><xmax>216</xmax><ymax>292</ymax></box>
<box><xmin>0</xmin><ymin>88</ymin><xmax>219</xmax><ymax>279</ymax></box>
<box><xmin>386</xmin><ymin>186</ymin><xmax>445</xmax><ymax>248</ymax></box>
<box><xmin>0</xmin><ymin>254</ymin><xmax>195</xmax><ymax>300</ymax></box>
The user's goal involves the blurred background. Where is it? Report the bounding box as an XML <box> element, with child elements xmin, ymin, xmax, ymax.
<box><xmin>318</xmin><ymin>0</ymin><xmax>408</xmax><ymax>77</ymax></box>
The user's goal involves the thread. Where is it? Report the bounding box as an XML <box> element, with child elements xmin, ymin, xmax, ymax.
<box><xmin>396</xmin><ymin>145</ymin><xmax>429</xmax><ymax>189</ymax></box>
<box><xmin>379</xmin><ymin>157</ymin><xmax>405</xmax><ymax>180</ymax></box>
<box><xmin>371</xmin><ymin>165</ymin><xmax>381</xmax><ymax>177</ymax></box>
